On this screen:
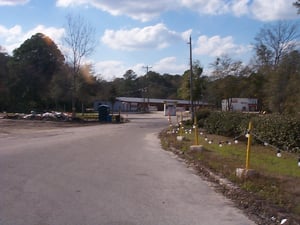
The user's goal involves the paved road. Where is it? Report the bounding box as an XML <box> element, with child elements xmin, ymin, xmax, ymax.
<box><xmin>0</xmin><ymin>113</ymin><xmax>255</xmax><ymax>225</ymax></box>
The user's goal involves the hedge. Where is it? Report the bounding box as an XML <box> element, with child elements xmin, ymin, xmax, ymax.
<box><xmin>201</xmin><ymin>111</ymin><xmax>300</xmax><ymax>152</ymax></box>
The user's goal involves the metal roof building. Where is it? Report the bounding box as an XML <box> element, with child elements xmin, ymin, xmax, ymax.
<box><xmin>116</xmin><ymin>97</ymin><xmax>209</xmax><ymax>112</ymax></box>
<box><xmin>95</xmin><ymin>97</ymin><xmax>209</xmax><ymax>112</ymax></box>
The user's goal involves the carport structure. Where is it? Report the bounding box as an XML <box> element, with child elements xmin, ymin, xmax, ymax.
<box><xmin>116</xmin><ymin>97</ymin><xmax>209</xmax><ymax>112</ymax></box>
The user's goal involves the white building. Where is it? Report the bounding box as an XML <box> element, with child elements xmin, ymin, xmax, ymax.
<box><xmin>221</xmin><ymin>98</ymin><xmax>258</xmax><ymax>112</ymax></box>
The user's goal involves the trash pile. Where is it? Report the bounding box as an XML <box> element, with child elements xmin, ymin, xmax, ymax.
<box><xmin>3</xmin><ymin>111</ymin><xmax>72</xmax><ymax>121</ymax></box>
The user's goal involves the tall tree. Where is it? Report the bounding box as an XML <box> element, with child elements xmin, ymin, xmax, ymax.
<box><xmin>265</xmin><ymin>50</ymin><xmax>300</xmax><ymax>114</ymax></box>
<box><xmin>64</xmin><ymin>13</ymin><xmax>96</xmax><ymax>116</ymax></box>
<box><xmin>191</xmin><ymin>60</ymin><xmax>205</xmax><ymax>104</ymax></box>
<box><xmin>253</xmin><ymin>43</ymin><xmax>273</xmax><ymax>71</ymax></box>
<box><xmin>122</xmin><ymin>69</ymin><xmax>138</xmax><ymax>96</ymax></box>
<box><xmin>210</xmin><ymin>55</ymin><xmax>244</xmax><ymax>78</ymax></box>
<box><xmin>0</xmin><ymin>50</ymin><xmax>10</xmax><ymax>111</ymax></box>
<box><xmin>254</xmin><ymin>21</ymin><xmax>299</xmax><ymax>68</ymax></box>
<box><xmin>49</xmin><ymin>66</ymin><xmax>72</xmax><ymax>111</ymax></box>
<box><xmin>162</xmin><ymin>74</ymin><xmax>182</xmax><ymax>99</ymax></box>
<box><xmin>76</xmin><ymin>64</ymin><xmax>98</xmax><ymax>113</ymax></box>
<box><xmin>123</xmin><ymin>69</ymin><xmax>137</xmax><ymax>80</ymax></box>
<box><xmin>178</xmin><ymin>60</ymin><xmax>204</xmax><ymax>103</ymax></box>
<box><xmin>141</xmin><ymin>71</ymin><xmax>163</xmax><ymax>99</ymax></box>
<box><xmin>8</xmin><ymin>33</ymin><xmax>65</xmax><ymax>111</ymax></box>
<box><xmin>108</xmin><ymin>84</ymin><xmax>118</xmax><ymax>114</ymax></box>
<box><xmin>244</xmin><ymin>72</ymin><xmax>266</xmax><ymax>111</ymax></box>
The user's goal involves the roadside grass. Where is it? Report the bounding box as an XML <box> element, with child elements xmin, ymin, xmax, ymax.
<box><xmin>160</xmin><ymin>130</ymin><xmax>300</xmax><ymax>223</ymax></box>
<box><xmin>77</xmin><ymin>113</ymin><xmax>98</xmax><ymax>121</ymax></box>
<box><xmin>77</xmin><ymin>113</ymin><xmax>125</xmax><ymax>123</ymax></box>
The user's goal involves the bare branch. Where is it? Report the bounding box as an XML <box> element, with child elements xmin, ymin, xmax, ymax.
<box><xmin>254</xmin><ymin>21</ymin><xmax>299</xmax><ymax>67</ymax></box>
<box><xmin>63</xmin><ymin>13</ymin><xmax>96</xmax><ymax>116</ymax></box>
<box><xmin>293</xmin><ymin>0</ymin><xmax>300</xmax><ymax>14</ymax></box>
<box><xmin>64</xmin><ymin>13</ymin><xmax>96</xmax><ymax>74</ymax></box>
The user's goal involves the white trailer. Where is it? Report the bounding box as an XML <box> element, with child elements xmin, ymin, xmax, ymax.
<box><xmin>164</xmin><ymin>101</ymin><xmax>177</xmax><ymax>116</ymax></box>
<box><xmin>222</xmin><ymin>98</ymin><xmax>258</xmax><ymax>112</ymax></box>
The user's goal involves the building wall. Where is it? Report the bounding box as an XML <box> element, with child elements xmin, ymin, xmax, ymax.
<box><xmin>94</xmin><ymin>97</ymin><xmax>208</xmax><ymax>113</ymax></box>
<box><xmin>222</xmin><ymin>98</ymin><xmax>258</xmax><ymax>112</ymax></box>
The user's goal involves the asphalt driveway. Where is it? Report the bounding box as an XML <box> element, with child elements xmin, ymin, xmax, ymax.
<box><xmin>0</xmin><ymin>112</ymin><xmax>255</xmax><ymax>225</ymax></box>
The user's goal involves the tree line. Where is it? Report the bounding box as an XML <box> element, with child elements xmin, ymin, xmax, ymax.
<box><xmin>0</xmin><ymin>21</ymin><xmax>299</xmax><ymax>114</ymax></box>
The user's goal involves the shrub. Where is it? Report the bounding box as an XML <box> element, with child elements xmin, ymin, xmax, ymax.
<box><xmin>252</xmin><ymin>115</ymin><xmax>300</xmax><ymax>152</ymax></box>
<box><xmin>196</xmin><ymin>109</ymin><xmax>211</xmax><ymax>128</ymax></box>
<box><xmin>203</xmin><ymin>111</ymin><xmax>252</xmax><ymax>137</ymax></box>
<box><xmin>203</xmin><ymin>112</ymin><xmax>300</xmax><ymax>152</ymax></box>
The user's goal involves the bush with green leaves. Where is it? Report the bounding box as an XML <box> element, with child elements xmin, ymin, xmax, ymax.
<box><xmin>203</xmin><ymin>111</ymin><xmax>300</xmax><ymax>152</ymax></box>
<box><xmin>252</xmin><ymin>115</ymin><xmax>300</xmax><ymax>152</ymax></box>
<box><xmin>196</xmin><ymin>109</ymin><xmax>211</xmax><ymax>128</ymax></box>
<box><xmin>203</xmin><ymin>111</ymin><xmax>252</xmax><ymax>137</ymax></box>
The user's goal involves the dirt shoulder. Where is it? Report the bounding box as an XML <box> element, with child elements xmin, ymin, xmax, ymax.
<box><xmin>0</xmin><ymin>118</ymin><xmax>99</xmax><ymax>136</ymax></box>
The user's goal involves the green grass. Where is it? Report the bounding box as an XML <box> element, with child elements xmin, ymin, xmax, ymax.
<box><xmin>160</xmin><ymin>130</ymin><xmax>300</xmax><ymax>222</ymax></box>
<box><xmin>77</xmin><ymin>113</ymin><xmax>98</xmax><ymax>120</ymax></box>
<box><xmin>199</xmin><ymin>134</ymin><xmax>300</xmax><ymax>178</ymax></box>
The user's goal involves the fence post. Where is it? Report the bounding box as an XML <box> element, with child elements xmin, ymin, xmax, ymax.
<box><xmin>246</xmin><ymin>121</ymin><xmax>252</xmax><ymax>170</ymax></box>
<box><xmin>194</xmin><ymin>114</ymin><xmax>199</xmax><ymax>145</ymax></box>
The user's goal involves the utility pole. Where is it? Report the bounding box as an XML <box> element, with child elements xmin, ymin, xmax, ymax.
<box><xmin>143</xmin><ymin>65</ymin><xmax>152</xmax><ymax>112</ymax></box>
<box><xmin>187</xmin><ymin>36</ymin><xmax>194</xmax><ymax>120</ymax></box>
<box><xmin>143</xmin><ymin>65</ymin><xmax>152</xmax><ymax>74</ymax></box>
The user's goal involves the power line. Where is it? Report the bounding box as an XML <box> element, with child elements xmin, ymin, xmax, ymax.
<box><xmin>187</xmin><ymin>36</ymin><xmax>194</xmax><ymax>120</ymax></box>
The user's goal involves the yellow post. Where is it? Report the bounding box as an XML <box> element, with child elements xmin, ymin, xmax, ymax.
<box><xmin>194</xmin><ymin>114</ymin><xmax>199</xmax><ymax>145</ymax></box>
<box><xmin>245</xmin><ymin>121</ymin><xmax>252</xmax><ymax>170</ymax></box>
<box><xmin>180</xmin><ymin>112</ymin><xmax>183</xmax><ymax>124</ymax></box>
<box><xmin>179</xmin><ymin>112</ymin><xmax>183</xmax><ymax>136</ymax></box>
<box><xmin>168</xmin><ymin>112</ymin><xmax>172</xmax><ymax>133</ymax></box>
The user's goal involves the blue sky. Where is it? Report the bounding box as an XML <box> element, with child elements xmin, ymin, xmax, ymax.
<box><xmin>0</xmin><ymin>0</ymin><xmax>299</xmax><ymax>80</ymax></box>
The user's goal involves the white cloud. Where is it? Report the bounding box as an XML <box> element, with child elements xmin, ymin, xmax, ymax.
<box><xmin>180</xmin><ymin>0</ymin><xmax>230</xmax><ymax>15</ymax></box>
<box><xmin>231</xmin><ymin>0</ymin><xmax>249</xmax><ymax>16</ymax></box>
<box><xmin>95</xmin><ymin>60</ymin><xmax>127</xmax><ymax>81</ymax></box>
<box><xmin>181</xmin><ymin>29</ymin><xmax>193</xmax><ymax>42</ymax></box>
<box><xmin>95</xmin><ymin>60</ymin><xmax>152</xmax><ymax>81</ymax></box>
<box><xmin>0</xmin><ymin>0</ymin><xmax>29</xmax><ymax>6</ymax></box>
<box><xmin>56</xmin><ymin>0</ymin><xmax>179</xmax><ymax>22</ymax></box>
<box><xmin>0</xmin><ymin>25</ymin><xmax>22</xmax><ymax>51</ymax></box>
<box><xmin>181</xmin><ymin>0</ymin><xmax>298</xmax><ymax>21</ymax></box>
<box><xmin>101</xmin><ymin>23</ymin><xmax>183</xmax><ymax>51</ymax></box>
<box><xmin>24</xmin><ymin>25</ymin><xmax>65</xmax><ymax>44</ymax></box>
<box><xmin>250</xmin><ymin>0</ymin><xmax>298</xmax><ymax>21</ymax></box>
<box><xmin>56</xmin><ymin>0</ymin><xmax>298</xmax><ymax>22</ymax></box>
<box><xmin>181</xmin><ymin>0</ymin><xmax>299</xmax><ymax>21</ymax></box>
<box><xmin>95</xmin><ymin>57</ymin><xmax>186</xmax><ymax>81</ymax></box>
<box><xmin>153</xmin><ymin>57</ymin><xmax>187</xmax><ymax>74</ymax></box>
<box><xmin>0</xmin><ymin>24</ymin><xmax>65</xmax><ymax>54</ymax></box>
<box><xmin>194</xmin><ymin>35</ymin><xmax>250</xmax><ymax>57</ymax></box>
<box><xmin>56</xmin><ymin>0</ymin><xmax>87</xmax><ymax>7</ymax></box>
<box><xmin>0</xmin><ymin>25</ymin><xmax>22</xmax><ymax>40</ymax></box>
